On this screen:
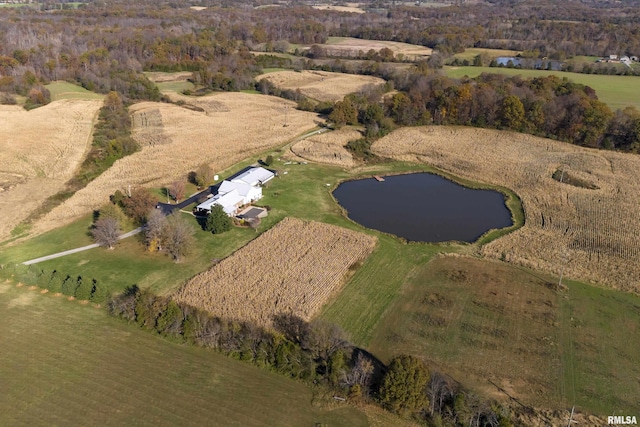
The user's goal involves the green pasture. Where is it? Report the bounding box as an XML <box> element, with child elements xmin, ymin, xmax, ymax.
<box><xmin>443</xmin><ymin>66</ymin><xmax>640</xmax><ymax>111</ymax></box>
<box><xmin>453</xmin><ymin>48</ymin><xmax>521</xmax><ymax>61</ymax></box>
<box><xmin>0</xmin><ymin>283</ymin><xmax>379</xmax><ymax>427</ymax></box>
<box><xmin>45</xmin><ymin>81</ymin><xmax>105</xmax><ymax>101</ymax></box>
<box><xmin>366</xmin><ymin>256</ymin><xmax>640</xmax><ymax>415</ymax></box>
<box><xmin>155</xmin><ymin>80</ymin><xmax>195</xmax><ymax>94</ymax></box>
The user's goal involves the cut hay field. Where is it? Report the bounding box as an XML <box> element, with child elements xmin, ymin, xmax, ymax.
<box><xmin>31</xmin><ymin>93</ymin><xmax>319</xmax><ymax>236</ymax></box>
<box><xmin>173</xmin><ymin>217</ymin><xmax>377</xmax><ymax>327</ymax></box>
<box><xmin>0</xmin><ymin>282</ymin><xmax>396</xmax><ymax>427</ymax></box>
<box><xmin>372</xmin><ymin>126</ymin><xmax>640</xmax><ymax>293</ymax></box>
<box><xmin>256</xmin><ymin>70</ymin><xmax>385</xmax><ymax>103</ymax></box>
<box><xmin>0</xmin><ymin>100</ymin><xmax>102</xmax><ymax>242</ymax></box>
<box><xmin>322</xmin><ymin>37</ymin><xmax>432</xmax><ymax>61</ymax></box>
<box><xmin>290</xmin><ymin>127</ymin><xmax>361</xmax><ymax>167</ymax></box>
<box><xmin>368</xmin><ymin>255</ymin><xmax>640</xmax><ymax>415</ymax></box>
<box><xmin>144</xmin><ymin>71</ymin><xmax>194</xmax><ymax>94</ymax></box>
<box><xmin>45</xmin><ymin>81</ymin><xmax>105</xmax><ymax>101</ymax></box>
<box><xmin>443</xmin><ymin>66</ymin><xmax>640</xmax><ymax>111</ymax></box>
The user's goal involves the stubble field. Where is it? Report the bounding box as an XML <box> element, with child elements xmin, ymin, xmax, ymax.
<box><xmin>256</xmin><ymin>70</ymin><xmax>385</xmax><ymax>102</ymax></box>
<box><xmin>173</xmin><ymin>217</ymin><xmax>377</xmax><ymax>327</ymax></box>
<box><xmin>372</xmin><ymin>126</ymin><xmax>640</xmax><ymax>292</ymax></box>
<box><xmin>32</xmin><ymin>93</ymin><xmax>319</xmax><ymax>235</ymax></box>
<box><xmin>0</xmin><ymin>100</ymin><xmax>102</xmax><ymax>241</ymax></box>
<box><xmin>322</xmin><ymin>37</ymin><xmax>433</xmax><ymax>61</ymax></box>
<box><xmin>290</xmin><ymin>127</ymin><xmax>361</xmax><ymax>167</ymax></box>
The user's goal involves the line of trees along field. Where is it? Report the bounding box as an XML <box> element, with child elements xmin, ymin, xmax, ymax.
<box><xmin>106</xmin><ymin>285</ymin><xmax>514</xmax><ymax>426</ymax></box>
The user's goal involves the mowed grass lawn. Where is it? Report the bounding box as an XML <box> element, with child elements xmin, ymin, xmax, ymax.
<box><xmin>45</xmin><ymin>81</ymin><xmax>105</xmax><ymax>101</ymax></box>
<box><xmin>367</xmin><ymin>255</ymin><xmax>640</xmax><ymax>416</ymax></box>
<box><xmin>0</xmin><ymin>282</ymin><xmax>376</xmax><ymax>427</ymax></box>
<box><xmin>443</xmin><ymin>66</ymin><xmax>640</xmax><ymax>111</ymax></box>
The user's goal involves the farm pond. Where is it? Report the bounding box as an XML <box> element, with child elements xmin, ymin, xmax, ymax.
<box><xmin>332</xmin><ymin>173</ymin><xmax>513</xmax><ymax>243</ymax></box>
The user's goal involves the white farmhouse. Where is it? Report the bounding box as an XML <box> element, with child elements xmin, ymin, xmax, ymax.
<box><xmin>195</xmin><ymin>167</ymin><xmax>275</xmax><ymax>216</ymax></box>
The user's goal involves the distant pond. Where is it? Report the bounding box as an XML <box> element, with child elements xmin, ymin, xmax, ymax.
<box><xmin>332</xmin><ymin>173</ymin><xmax>513</xmax><ymax>243</ymax></box>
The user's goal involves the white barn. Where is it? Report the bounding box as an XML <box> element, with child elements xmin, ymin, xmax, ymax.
<box><xmin>196</xmin><ymin>167</ymin><xmax>275</xmax><ymax>216</ymax></box>
<box><xmin>233</xmin><ymin>167</ymin><xmax>275</xmax><ymax>186</ymax></box>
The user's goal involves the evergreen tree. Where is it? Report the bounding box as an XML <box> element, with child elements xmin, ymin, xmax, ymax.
<box><xmin>48</xmin><ymin>272</ymin><xmax>65</xmax><ymax>293</ymax></box>
<box><xmin>62</xmin><ymin>275</ymin><xmax>80</xmax><ymax>296</ymax></box>
<box><xmin>205</xmin><ymin>205</ymin><xmax>232</xmax><ymax>234</ymax></box>
<box><xmin>90</xmin><ymin>280</ymin><xmax>109</xmax><ymax>303</ymax></box>
<box><xmin>379</xmin><ymin>355</ymin><xmax>430</xmax><ymax>414</ymax></box>
<box><xmin>156</xmin><ymin>300</ymin><xmax>183</xmax><ymax>336</ymax></box>
<box><xmin>75</xmin><ymin>276</ymin><xmax>94</xmax><ymax>300</ymax></box>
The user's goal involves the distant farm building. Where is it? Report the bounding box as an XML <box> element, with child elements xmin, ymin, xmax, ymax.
<box><xmin>195</xmin><ymin>167</ymin><xmax>275</xmax><ymax>216</ymax></box>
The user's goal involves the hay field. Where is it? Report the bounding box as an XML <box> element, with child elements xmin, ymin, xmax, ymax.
<box><xmin>32</xmin><ymin>93</ymin><xmax>318</xmax><ymax>234</ymax></box>
<box><xmin>0</xmin><ymin>100</ymin><xmax>102</xmax><ymax>241</ymax></box>
<box><xmin>372</xmin><ymin>126</ymin><xmax>640</xmax><ymax>292</ymax></box>
<box><xmin>290</xmin><ymin>127</ymin><xmax>361</xmax><ymax>167</ymax></box>
<box><xmin>256</xmin><ymin>70</ymin><xmax>384</xmax><ymax>102</ymax></box>
<box><xmin>323</xmin><ymin>37</ymin><xmax>433</xmax><ymax>61</ymax></box>
<box><xmin>173</xmin><ymin>217</ymin><xmax>377</xmax><ymax>327</ymax></box>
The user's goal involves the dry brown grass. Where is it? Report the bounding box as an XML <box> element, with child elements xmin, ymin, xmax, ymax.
<box><xmin>173</xmin><ymin>217</ymin><xmax>377</xmax><ymax>327</ymax></box>
<box><xmin>372</xmin><ymin>126</ymin><xmax>640</xmax><ymax>292</ymax></box>
<box><xmin>322</xmin><ymin>37</ymin><xmax>433</xmax><ymax>61</ymax></box>
<box><xmin>290</xmin><ymin>127</ymin><xmax>361</xmax><ymax>167</ymax></box>
<box><xmin>256</xmin><ymin>70</ymin><xmax>384</xmax><ymax>103</ymax></box>
<box><xmin>0</xmin><ymin>100</ymin><xmax>102</xmax><ymax>241</ymax></box>
<box><xmin>33</xmin><ymin>93</ymin><xmax>319</xmax><ymax>234</ymax></box>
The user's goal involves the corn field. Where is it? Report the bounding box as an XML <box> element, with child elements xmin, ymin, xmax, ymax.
<box><xmin>33</xmin><ymin>93</ymin><xmax>318</xmax><ymax>235</ymax></box>
<box><xmin>290</xmin><ymin>127</ymin><xmax>360</xmax><ymax>167</ymax></box>
<box><xmin>373</xmin><ymin>126</ymin><xmax>640</xmax><ymax>292</ymax></box>
<box><xmin>0</xmin><ymin>100</ymin><xmax>102</xmax><ymax>240</ymax></box>
<box><xmin>173</xmin><ymin>217</ymin><xmax>377</xmax><ymax>327</ymax></box>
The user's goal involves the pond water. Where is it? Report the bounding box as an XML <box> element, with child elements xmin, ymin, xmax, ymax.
<box><xmin>332</xmin><ymin>173</ymin><xmax>513</xmax><ymax>243</ymax></box>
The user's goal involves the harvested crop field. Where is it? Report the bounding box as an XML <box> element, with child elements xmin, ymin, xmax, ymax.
<box><xmin>290</xmin><ymin>127</ymin><xmax>361</xmax><ymax>167</ymax></box>
<box><xmin>322</xmin><ymin>37</ymin><xmax>433</xmax><ymax>61</ymax></box>
<box><xmin>173</xmin><ymin>217</ymin><xmax>378</xmax><ymax>327</ymax></box>
<box><xmin>0</xmin><ymin>100</ymin><xmax>101</xmax><ymax>241</ymax></box>
<box><xmin>372</xmin><ymin>126</ymin><xmax>640</xmax><ymax>292</ymax></box>
<box><xmin>256</xmin><ymin>70</ymin><xmax>384</xmax><ymax>103</ymax></box>
<box><xmin>33</xmin><ymin>93</ymin><xmax>318</xmax><ymax>235</ymax></box>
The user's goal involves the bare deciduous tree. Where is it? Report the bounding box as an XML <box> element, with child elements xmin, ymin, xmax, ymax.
<box><xmin>164</xmin><ymin>213</ymin><xmax>195</xmax><ymax>262</ymax></box>
<box><xmin>91</xmin><ymin>217</ymin><xmax>121</xmax><ymax>249</ymax></box>
<box><xmin>145</xmin><ymin>209</ymin><xmax>167</xmax><ymax>252</ymax></box>
<box><xmin>168</xmin><ymin>180</ymin><xmax>186</xmax><ymax>202</ymax></box>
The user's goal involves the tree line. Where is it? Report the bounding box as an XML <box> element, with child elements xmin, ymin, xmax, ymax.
<box><xmin>1</xmin><ymin>263</ymin><xmax>110</xmax><ymax>303</ymax></box>
<box><xmin>107</xmin><ymin>285</ymin><xmax>515</xmax><ymax>426</ymax></box>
